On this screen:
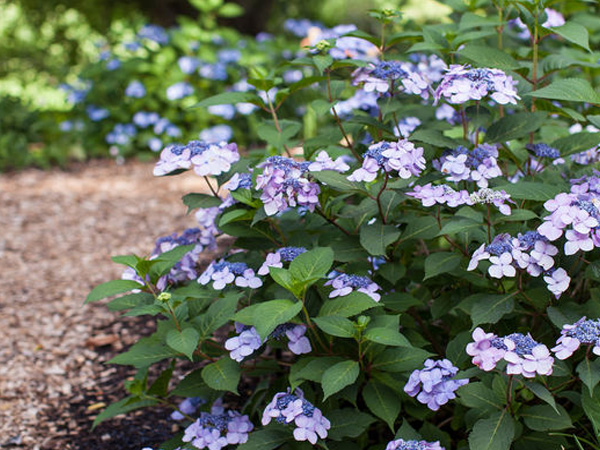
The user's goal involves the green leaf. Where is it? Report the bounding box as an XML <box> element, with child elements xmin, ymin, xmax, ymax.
<box><xmin>313</xmin><ymin>54</ymin><xmax>334</xmax><ymax>74</ymax></box>
<box><xmin>147</xmin><ymin>366</ymin><xmax>174</xmax><ymax>397</ymax></box>
<box><xmin>252</xmin><ymin>299</ymin><xmax>303</xmax><ymax>340</ymax></box>
<box><xmin>401</xmin><ymin>216</ymin><xmax>439</xmax><ymax>241</ymax></box>
<box><xmin>468</xmin><ymin>410</ymin><xmax>515</xmax><ymax>450</ymax></box>
<box><xmin>471</xmin><ymin>293</ymin><xmax>516</xmax><ymax>327</ymax></box>
<box><xmin>195</xmin><ymin>91</ymin><xmax>262</xmax><ymax>108</ymax></box>
<box><xmin>411</xmin><ymin>129</ymin><xmax>459</xmax><ymax>148</ymax></box>
<box><xmin>181</xmin><ymin>193</ymin><xmax>223</xmax><ymax>213</ymax></box>
<box><xmin>322</xmin><ymin>360</ymin><xmax>360</xmax><ymax>400</ymax></box>
<box><xmin>257</xmin><ymin>120</ymin><xmax>301</xmax><ymax>150</ymax></box>
<box><xmin>92</xmin><ymin>396</ymin><xmax>157</xmax><ymax>429</ymax></box>
<box><xmin>423</xmin><ymin>252</ymin><xmax>461</xmax><ymax>280</ymax></box>
<box><xmin>485</xmin><ymin>112</ymin><xmax>547</xmax><ymax>142</ymax></box>
<box><xmin>86</xmin><ymin>280</ymin><xmax>143</xmax><ymax>303</ymax></box>
<box><xmin>327</xmin><ymin>409</ymin><xmax>377</xmax><ymax>440</ymax></box>
<box><xmin>550</xmin><ymin>22</ymin><xmax>591</xmax><ymax>52</ymax></box>
<box><xmin>459</xmin><ymin>382</ymin><xmax>503</xmax><ymax>411</ymax></box>
<box><xmin>313</xmin><ymin>316</ymin><xmax>356</xmax><ymax>338</ymax></box>
<box><xmin>219</xmin><ymin>209</ymin><xmax>254</xmax><ymax>227</ymax></box>
<box><xmin>149</xmin><ymin>244</ymin><xmax>195</xmax><ymax>278</ymax></box>
<box><xmin>237</xmin><ymin>428</ymin><xmax>291</xmax><ymax>450</ymax></box>
<box><xmin>111</xmin><ymin>254</ymin><xmax>139</xmax><ymax>268</ymax></box>
<box><xmin>290</xmin><ymin>356</ymin><xmax>344</xmax><ymax>389</ymax></box>
<box><xmin>319</xmin><ymin>292</ymin><xmax>379</xmax><ymax>317</ymax></box>
<box><xmin>195</xmin><ymin>294</ymin><xmax>240</xmax><ymax>340</ymax></box>
<box><xmin>582</xmin><ymin>386</ymin><xmax>600</xmax><ymax>436</ymax></box>
<box><xmin>495</xmin><ymin>182</ymin><xmax>564</xmax><ymax>201</ymax></box>
<box><xmin>107</xmin><ymin>292</ymin><xmax>154</xmax><ymax>311</ymax></box>
<box><xmin>109</xmin><ymin>340</ymin><xmax>178</xmax><ymax>368</ymax></box>
<box><xmin>312</xmin><ymin>170</ymin><xmax>366</xmax><ymax>192</ymax></box>
<box><xmin>521</xmin><ymin>404</ymin><xmax>572</xmax><ymax>431</ymax></box>
<box><xmin>524</xmin><ymin>382</ymin><xmax>559</xmax><ymax>414</ymax></box>
<box><xmin>459</xmin><ymin>45</ymin><xmax>520</xmax><ymax>70</ymax></box>
<box><xmin>166</xmin><ymin>328</ymin><xmax>200</xmax><ymax>361</ymax></box>
<box><xmin>525</xmin><ymin>78</ymin><xmax>600</xmax><ymax>104</ymax></box>
<box><xmin>363</xmin><ymin>327</ymin><xmax>411</xmax><ymax>347</ymax></box>
<box><xmin>552</xmin><ymin>132</ymin><xmax>600</xmax><ymax>157</ymax></box>
<box><xmin>378</xmin><ymin>262</ymin><xmax>406</xmax><ymax>284</ymax></box>
<box><xmin>360</xmin><ymin>223</ymin><xmax>401</xmax><ymax>256</ymax></box>
<box><xmin>362</xmin><ymin>381</ymin><xmax>401</xmax><ymax>431</ymax></box>
<box><xmin>268</xmin><ymin>266</ymin><xmax>302</xmax><ymax>297</ymax></box>
<box><xmin>218</xmin><ymin>2</ymin><xmax>244</xmax><ymax>17</ymax></box>
<box><xmin>372</xmin><ymin>347</ymin><xmax>432</xmax><ymax>372</ymax></box>
<box><xmin>289</xmin><ymin>247</ymin><xmax>334</xmax><ymax>286</ymax></box>
<box><xmin>201</xmin><ymin>357</ymin><xmax>241</xmax><ymax>394</ymax></box>
<box><xmin>577</xmin><ymin>358</ymin><xmax>600</xmax><ymax>394</ymax></box>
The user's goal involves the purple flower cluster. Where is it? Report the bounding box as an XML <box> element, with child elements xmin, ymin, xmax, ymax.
<box><xmin>225</xmin><ymin>323</ymin><xmax>263</xmax><ymax>362</ymax></box>
<box><xmin>552</xmin><ymin>317</ymin><xmax>600</xmax><ymax>360</ymax></box>
<box><xmin>347</xmin><ymin>140</ymin><xmax>426</xmax><ymax>182</ymax></box>
<box><xmin>386</xmin><ymin>438</ymin><xmax>444</xmax><ymax>450</ymax></box>
<box><xmin>153</xmin><ymin>140</ymin><xmax>240</xmax><ymax>177</ymax></box>
<box><xmin>255</xmin><ymin>156</ymin><xmax>320</xmax><ymax>216</ymax></box>
<box><xmin>182</xmin><ymin>401</ymin><xmax>253</xmax><ymax>450</ymax></box>
<box><xmin>335</xmin><ymin>89</ymin><xmax>379</xmax><ymax>117</ymax></box>
<box><xmin>153</xmin><ymin>228</ymin><xmax>207</xmax><ymax>289</ymax></box>
<box><xmin>394</xmin><ymin>117</ymin><xmax>421</xmax><ymax>138</ymax></box>
<box><xmin>125</xmin><ymin>80</ymin><xmax>146</xmax><ymax>98</ymax></box>
<box><xmin>262</xmin><ymin>389</ymin><xmax>330</xmax><ymax>444</ymax></box>
<box><xmin>433</xmin><ymin>144</ymin><xmax>502</xmax><ymax>188</ymax></box>
<box><xmin>307</xmin><ymin>151</ymin><xmax>350</xmax><ymax>173</ymax></box>
<box><xmin>200</xmin><ymin>125</ymin><xmax>234</xmax><ymax>143</ymax></box>
<box><xmin>106</xmin><ymin>123</ymin><xmax>136</xmax><ymax>146</ymax></box>
<box><xmin>324</xmin><ymin>272</ymin><xmax>381</xmax><ymax>302</ymax></box>
<box><xmin>225</xmin><ymin>172</ymin><xmax>253</xmax><ymax>191</ymax></box>
<box><xmin>166</xmin><ymin>81</ymin><xmax>194</xmax><ymax>100</ymax></box>
<box><xmin>137</xmin><ymin>24</ymin><xmax>169</xmax><ymax>45</ymax></box>
<box><xmin>407</xmin><ymin>184</ymin><xmax>513</xmax><ymax>215</ymax></box>
<box><xmin>537</xmin><ymin>189</ymin><xmax>600</xmax><ymax>256</ymax></box>
<box><xmin>569</xmin><ymin>124</ymin><xmax>600</xmax><ymax>165</ymax></box>
<box><xmin>352</xmin><ymin>60</ymin><xmax>430</xmax><ymax>98</ymax></box>
<box><xmin>435</xmin><ymin>65</ymin><xmax>519</xmax><ymax>105</ymax></box>
<box><xmin>468</xmin><ymin>232</ymin><xmax>569</xmax><ymax>297</ymax></box>
<box><xmin>171</xmin><ymin>397</ymin><xmax>206</xmax><ymax>421</ymax></box>
<box><xmin>198</xmin><ymin>260</ymin><xmax>262</xmax><ymax>290</ymax></box>
<box><xmin>467</xmin><ymin>328</ymin><xmax>554</xmax><ymax>377</ymax></box>
<box><xmin>224</xmin><ymin>322</ymin><xmax>311</xmax><ymax>362</ymax></box>
<box><xmin>404</xmin><ymin>359</ymin><xmax>468</xmax><ymax>411</ymax></box>
<box><xmin>258</xmin><ymin>246</ymin><xmax>307</xmax><ymax>275</ymax></box>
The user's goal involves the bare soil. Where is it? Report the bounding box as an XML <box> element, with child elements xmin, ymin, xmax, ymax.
<box><xmin>0</xmin><ymin>160</ymin><xmax>210</xmax><ymax>449</ymax></box>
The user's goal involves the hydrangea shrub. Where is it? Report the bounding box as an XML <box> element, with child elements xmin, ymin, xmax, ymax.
<box><xmin>88</xmin><ymin>2</ymin><xmax>600</xmax><ymax>449</ymax></box>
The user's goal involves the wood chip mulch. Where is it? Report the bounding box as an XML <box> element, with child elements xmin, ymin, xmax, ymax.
<box><xmin>0</xmin><ymin>160</ymin><xmax>212</xmax><ymax>450</ymax></box>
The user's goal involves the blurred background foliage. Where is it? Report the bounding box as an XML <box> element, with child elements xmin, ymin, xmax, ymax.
<box><xmin>0</xmin><ymin>0</ymin><xmax>448</xmax><ymax>170</ymax></box>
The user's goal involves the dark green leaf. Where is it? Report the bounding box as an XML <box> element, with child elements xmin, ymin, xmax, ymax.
<box><xmin>86</xmin><ymin>280</ymin><xmax>143</xmax><ymax>303</ymax></box>
<box><xmin>550</xmin><ymin>22</ymin><xmax>591</xmax><ymax>52</ymax></box>
<box><xmin>525</xmin><ymin>79</ymin><xmax>600</xmax><ymax>103</ymax></box>
<box><xmin>313</xmin><ymin>316</ymin><xmax>356</xmax><ymax>338</ymax></box>
<box><xmin>319</xmin><ymin>292</ymin><xmax>379</xmax><ymax>317</ymax></box>
<box><xmin>201</xmin><ymin>357</ymin><xmax>241</xmax><ymax>394</ymax></box>
<box><xmin>360</xmin><ymin>223</ymin><xmax>401</xmax><ymax>256</ymax></box>
<box><xmin>363</xmin><ymin>381</ymin><xmax>401</xmax><ymax>431</ymax></box>
<box><xmin>485</xmin><ymin>112</ymin><xmax>547</xmax><ymax>143</ymax></box>
<box><xmin>471</xmin><ymin>293</ymin><xmax>516</xmax><ymax>327</ymax></box>
<box><xmin>521</xmin><ymin>404</ymin><xmax>572</xmax><ymax>431</ymax></box>
<box><xmin>322</xmin><ymin>360</ymin><xmax>360</xmax><ymax>400</ymax></box>
<box><xmin>468</xmin><ymin>410</ymin><xmax>515</xmax><ymax>450</ymax></box>
<box><xmin>424</xmin><ymin>252</ymin><xmax>461</xmax><ymax>280</ymax></box>
<box><xmin>327</xmin><ymin>409</ymin><xmax>377</xmax><ymax>440</ymax></box>
<box><xmin>166</xmin><ymin>328</ymin><xmax>200</xmax><ymax>361</ymax></box>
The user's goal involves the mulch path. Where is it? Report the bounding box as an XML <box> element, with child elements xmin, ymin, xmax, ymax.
<box><xmin>0</xmin><ymin>160</ymin><xmax>211</xmax><ymax>450</ymax></box>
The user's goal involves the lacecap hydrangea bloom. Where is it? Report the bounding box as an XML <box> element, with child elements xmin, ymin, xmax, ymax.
<box><xmin>154</xmin><ymin>140</ymin><xmax>240</xmax><ymax>177</ymax></box>
<box><xmin>182</xmin><ymin>400</ymin><xmax>254</xmax><ymax>450</ymax></box>
<box><xmin>198</xmin><ymin>260</ymin><xmax>262</xmax><ymax>290</ymax></box>
<box><xmin>258</xmin><ymin>246</ymin><xmax>307</xmax><ymax>275</ymax></box>
<box><xmin>467</xmin><ymin>328</ymin><xmax>554</xmax><ymax>377</ymax></box>
<box><xmin>351</xmin><ymin>60</ymin><xmax>430</xmax><ymax>99</ymax></box>
<box><xmin>404</xmin><ymin>359</ymin><xmax>469</xmax><ymax>411</ymax></box>
<box><xmin>347</xmin><ymin>140</ymin><xmax>426</xmax><ymax>182</ymax></box>
<box><xmin>433</xmin><ymin>144</ymin><xmax>502</xmax><ymax>188</ymax></box>
<box><xmin>385</xmin><ymin>438</ymin><xmax>444</xmax><ymax>450</ymax></box>
<box><xmin>537</xmin><ymin>184</ymin><xmax>600</xmax><ymax>256</ymax></box>
<box><xmin>255</xmin><ymin>156</ymin><xmax>320</xmax><ymax>216</ymax></box>
<box><xmin>407</xmin><ymin>184</ymin><xmax>513</xmax><ymax>215</ymax></box>
<box><xmin>324</xmin><ymin>272</ymin><xmax>381</xmax><ymax>302</ymax></box>
<box><xmin>435</xmin><ymin>65</ymin><xmax>519</xmax><ymax>105</ymax></box>
<box><xmin>171</xmin><ymin>397</ymin><xmax>206</xmax><ymax>421</ymax></box>
<box><xmin>225</xmin><ymin>322</ymin><xmax>311</xmax><ymax>362</ymax></box>
<box><xmin>262</xmin><ymin>389</ymin><xmax>330</xmax><ymax>444</ymax></box>
<box><xmin>552</xmin><ymin>317</ymin><xmax>600</xmax><ymax>360</ymax></box>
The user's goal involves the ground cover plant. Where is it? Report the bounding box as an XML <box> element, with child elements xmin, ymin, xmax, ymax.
<box><xmin>87</xmin><ymin>1</ymin><xmax>600</xmax><ymax>448</ymax></box>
